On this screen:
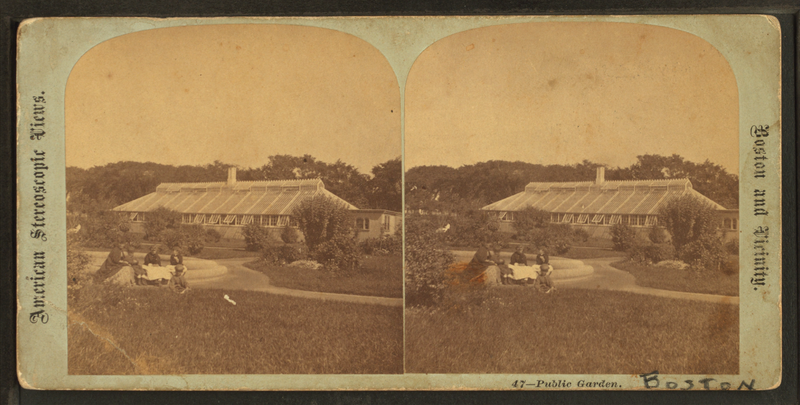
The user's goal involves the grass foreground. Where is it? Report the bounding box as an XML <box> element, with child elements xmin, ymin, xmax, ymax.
<box><xmin>244</xmin><ymin>254</ymin><xmax>402</xmax><ymax>298</ymax></box>
<box><xmin>611</xmin><ymin>259</ymin><xmax>739</xmax><ymax>296</ymax></box>
<box><xmin>68</xmin><ymin>284</ymin><xmax>402</xmax><ymax>375</ymax></box>
<box><xmin>405</xmin><ymin>288</ymin><xmax>738</xmax><ymax>375</ymax></box>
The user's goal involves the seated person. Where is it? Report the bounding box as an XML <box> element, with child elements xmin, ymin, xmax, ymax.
<box><xmin>95</xmin><ymin>242</ymin><xmax>132</xmax><ymax>284</ymax></box>
<box><xmin>171</xmin><ymin>264</ymin><xmax>189</xmax><ymax>293</ymax></box>
<box><xmin>144</xmin><ymin>246</ymin><xmax>161</xmax><ymax>266</ymax></box>
<box><xmin>510</xmin><ymin>245</ymin><xmax>528</xmax><ymax>265</ymax></box>
<box><xmin>170</xmin><ymin>248</ymin><xmax>183</xmax><ymax>266</ymax></box>
<box><xmin>537</xmin><ymin>263</ymin><xmax>555</xmax><ymax>293</ymax></box>
<box><xmin>464</xmin><ymin>243</ymin><xmax>496</xmax><ymax>281</ymax></box>
<box><xmin>536</xmin><ymin>248</ymin><xmax>550</xmax><ymax>266</ymax></box>
<box><xmin>497</xmin><ymin>259</ymin><xmax>514</xmax><ymax>285</ymax></box>
<box><xmin>128</xmin><ymin>258</ymin><xmax>148</xmax><ymax>285</ymax></box>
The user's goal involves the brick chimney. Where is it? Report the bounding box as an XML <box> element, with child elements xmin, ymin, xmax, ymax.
<box><xmin>595</xmin><ymin>167</ymin><xmax>605</xmax><ymax>184</ymax></box>
<box><xmin>227</xmin><ymin>167</ymin><xmax>237</xmax><ymax>185</ymax></box>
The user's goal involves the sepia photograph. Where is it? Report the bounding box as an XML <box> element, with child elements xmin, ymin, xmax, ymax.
<box><xmin>404</xmin><ymin>22</ymin><xmax>741</xmax><ymax>375</ymax></box>
<box><xmin>63</xmin><ymin>24</ymin><xmax>403</xmax><ymax>375</ymax></box>
<box><xmin>15</xmin><ymin>15</ymin><xmax>782</xmax><ymax>390</ymax></box>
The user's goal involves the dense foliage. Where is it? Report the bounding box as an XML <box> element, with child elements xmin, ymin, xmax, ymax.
<box><xmin>405</xmin><ymin>154</ymin><xmax>738</xmax><ymax>214</ymax></box>
<box><xmin>611</xmin><ymin>223</ymin><xmax>638</xmax><ymax>252</ymax></box>
<box><xmin>66</xmin><ymin>155</ymin><xmax>401</xmax><ymax>215</ymax></box>
<box><xmin>293</xmin><ymin>195</ymin><xmax>360</xmax><ymax>273</ymax></box>
<box><xmin>658</xmin><ymin>195</ymin><xmax>726</xmax><ymax>272</ymax></box>
<box><xmin>405</xmin><ymin>214</ymin><xmax>455</xmax><ymax>307</ymax></box>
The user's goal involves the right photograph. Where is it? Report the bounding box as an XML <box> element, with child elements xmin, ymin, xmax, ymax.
<box><xmin>404</xmin><ymin>22</ymin><xmax>740</xmax><ymax>375</ymax></box>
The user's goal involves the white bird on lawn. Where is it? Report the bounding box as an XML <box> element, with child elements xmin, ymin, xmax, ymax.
<box><xmin>223</xmin><ymin>294</ymin><xmax>237</xmax><ymax>305</ymax></box>
<box><xmin>435</xmin><ymin>223</ymin><xmax>450</xmax><ymax>233</ymax></box>
<box><xmin>67</xmin><ymin>224</ymin><xmax>81</xmax><ymax>234</ymax></box>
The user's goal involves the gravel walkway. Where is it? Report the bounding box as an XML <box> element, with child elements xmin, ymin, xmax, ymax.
<box><xmin>559</xmin><ymin>257</ymin><xmax>739</xmax><ymax>305</ymax></box>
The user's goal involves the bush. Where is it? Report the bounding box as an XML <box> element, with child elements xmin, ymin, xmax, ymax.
<box><xmin>280</xmin><ymin>226</ymin><xmax>300</xmax><ymax>244</ymax></box>
<box><xmin>444</xmin><ymin>210</ymin><xmax>505</xmax><ymax>248</ymax></box>
<box><xmin>512</xmin><ymin>206</ymin><xmax>550</xmax><ymax>236</ymax></box>
<box><xmin>293</xmin><ymin>195</ymin><xmax>356</xmax><ymax>252</ymax></box>
<box><xmin>205</xmin><ymin>229</ymin><xmax>222</xmax><ymax>243</ymax></box>
<box><xmin>157</xmin><ymin>224</ymin><xmax>212</xmax><ymax>255</ymax></box>
<box><xmin>573</xmin><ymin>228</ymin><xmax>590</xmax><ymax>243</ymax></box>
<box><xmin>262</xmin><ymin>244</ymin><xmax>308</xmax><ymax>265</ymax></box>
<box><xmin>522</xmin><ymin>223</ymin><xmax>574</xmax><ymax>255</ymax></box>
<box><xmin>611</xmin><ymin>223</ymin><xmax>637</xmax><ymax>252</ymax></box>
<box><xmin>313</xmin><ymin>234</ymin><xmax>361</xmax><ymax>274</ymax></box>
<box><xmin>724</xmin><ymin>239</ymin><xmax>739</xmax><ymax>255</ymax></box>
<box><xmin>678</xmin><ymin>235</ymin><xmax>726</xmax><ymax>273</ymax></box>
<box><xmin>143</xmin><ymin>207</ymin><xmax>181</xmax><ymax>241</ymax></box>
<box><xmin>181</xmin><ymin>224</ymin><xmax>208</xmax><ymax>255</ymax></box>
<box><xmin>241</xmin><ymin>222</ymin><xmax>273</xmax><ymax>252</ymax></box>
<box><xmin>293</xmin><ymin>195</ymin><xmax>361</xmax><ymax>273</ymax></box>
<box><xmin>360</xmin><ymin>234</ymin><xmax>401</xmax><ymax>256</ymax></box>
<box><xmin>405</xmin><ymin>214</ymin><xmax>454</xmax><ymax>307</ymax></box>
<box><xmin>658</xmin><ymin>194</ymin><xmax>720</xmax><ymax>251</ymax></box>
<box><xmin>628</xmin><ymin>242</ymin><xmax>676</xmax><ymax>264</ymax></box>
<box><xmin>648</xmin><ymin>225</ymin><xmax>668</xmax><ymax>244</ymax></box>
<box><xmin>78</xmin><ymin>210</ymin><xmax>140</xmax><ymax>248</ymax></box>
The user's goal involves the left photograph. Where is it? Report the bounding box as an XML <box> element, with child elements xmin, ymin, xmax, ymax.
<box><xmin>64</xmin><ymin>24</ymin><xmax>402</xmax><ymax>375</ymax></box>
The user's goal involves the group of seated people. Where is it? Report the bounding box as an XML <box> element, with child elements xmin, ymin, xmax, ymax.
<box><xmin>465</xmin><ymin>244</ymin><xmax>555</xmax><ymax>293</ymax></box>
<box><xmin>95</xmin><ymin>243</ymin><xmax>189</xmax><ymax>292</ymax></box>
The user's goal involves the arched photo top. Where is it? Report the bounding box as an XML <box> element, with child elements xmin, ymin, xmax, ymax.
<box><xmin>65</xmin><ymin>24</ymin><xmax>400</xmax><ymax>174</ymax></box>
<box><xmin>405</xmin><ymin>21</ymin><xmax>738</xmax><ymax>175</ymax></box>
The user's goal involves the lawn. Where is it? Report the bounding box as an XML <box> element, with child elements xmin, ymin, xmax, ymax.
<box><xmin>244</xmin><ymin>254</ymin><xmax>402</xmax><ymax>298</ymax></box>
<box><xmin>611</xmin><ymin>259</ymin><xmax>739</xmax><ymax>296</ymax></box>
<box><xmin>68</xmin><ymin>284</ymin><xmax>403</xmax><ymax>375</ymax></box>
<box><xmin>405</xmin><ymin>288</ymin><xmax>738</xmax><ymax>375</ymax></box>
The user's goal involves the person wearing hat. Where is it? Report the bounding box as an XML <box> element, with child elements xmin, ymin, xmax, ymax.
<box><xmin>171</xmin><ymin>264</ymin><xmax>189</xmax><ymax>293</ymax></box>
<box><xmin>463</xmin><ymin>242</ymin><xmax>496</xmax><ymax>281</ymax></box>
<box><xmin>537</xmin><ymin>263</ymin><xmax>554</xmax><ymax>293</ymax></box>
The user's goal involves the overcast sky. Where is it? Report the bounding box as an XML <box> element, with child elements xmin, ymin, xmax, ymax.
<box><xmin>405</xmin><ymin>22</ymin><xmax>739</xmax><ymax>174</ymax></box>
<box><xmin>66</xmin><ymin>24</ymin><xmax>400</xmax><ymax>174</ymax></box>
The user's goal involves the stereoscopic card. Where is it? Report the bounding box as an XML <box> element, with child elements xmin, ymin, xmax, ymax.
<box><xmin>16</xmin><ymin>15</ymin><xmax>783</xmax><ymax>390</ymax></box>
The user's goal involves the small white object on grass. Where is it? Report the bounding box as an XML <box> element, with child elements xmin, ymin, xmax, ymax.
<box><xmin>223</xmin><ymin>294</ymin><xmax>236</xmax><ymax>305</ymax></box>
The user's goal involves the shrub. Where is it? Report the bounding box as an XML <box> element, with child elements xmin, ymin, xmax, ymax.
<box><xmin>157</xmin><ymin>224</ymin><xmax>211</xmax><ymax>254</ymax></box>
<box><xmin>628</xmin><ymin>242</ymin><xmax>676</xmax><ymax>264</ymax></box>
<box><xmin>522</xmin><ymin>223</ymin><xmax>574</xmax><ymax>255</ymax></box>
<box><xmin>143</xmin><ymin>207</ymin><xmax>181</xmax><ymax>241</ymax></box>
<box><xmin>405</xmin><ymin>214</ymin><xmax>454</xmax><ymax>307</ymax></box>
<box><xmin>444</xmin><ymin>210</ymin><xmax>505</xmax><ymax>248</ymax></box>
<box><xmin>611</xmin><ymin>223</ymin><xmax>637</xmax><ymax>252</ymax></box>
<box><xmin>360</xmin><ymin>234</ymin><xmax>401</xmax><ymax>256</ymax></box>
<box><xmin>678</xmin><ymin>234</ymin><xmax>726</xmax><ymax>274</ymax></box>
<box><xmin>79</xmin><ymin>210</ymin><xmax>140</xmax><ymax>248</ymax></box>
<box><xmin>241</xmin><ymin>222</ymin><xmax>273</xmax><ymax>252</ymax></box>
<box><xmin>205</xmin><ymin>228</ymin><xmax>222</xmax><ymax>243</ymax></box>
<box><xmin>648</xmin><ymin>225</ymin><xmax>668</xmax><ymax>244</ymax></box>
<box><xmin>511</xmin><ymin>206</ymin><xmax>550</xmax><ymax>236</ymax></box>
<box><xmin>573</xmin><ymin>228</ymin><xmax>590</xmax><ymax>243</ymax></box>
<box><xmin>658</xmin><ymin>194</ymin><xmax>719</xmax><ymax>252</ymax></box>
<box><xmin>313</xmin><ymin>234</ymin><xmax>361</xmax><ymax>274</ymax></box>
<box><xmin>262</xmin><ymin>244</ymin><xmax>308</xmax><ymax>265</ymax></box>
<box><xmin>724</xmin><ymin>239</ymin><xmax>739</xmax><ymax>255</ymax></box>
<box><xmin>280</xmin><ymin>226</ymin><xmax>300</xmax><ymax>244</ymax></box>
<box><xmin>181</xmin><ymin>224</ymin><xmax>208</xmax><ymax>255</ymax></box>
<box><xmin>293</xmin><ymin>195</ymin><xmax>361</xmax><ymax>273</ymax></box>
<box><xmin>645</xmin><ymin>243</ymin><xmax>676</xmax><ymax>263</ymax></box>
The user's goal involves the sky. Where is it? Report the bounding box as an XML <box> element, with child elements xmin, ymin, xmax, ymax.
<box><xmin>405</xmin><ymin>22</ymin><xmax>739</xmax><ymax>174</ymax></box>
<box><xmin>66</xmin><ymin>24</ymin><xmax>400</xmax><ymax>174</ymax></box>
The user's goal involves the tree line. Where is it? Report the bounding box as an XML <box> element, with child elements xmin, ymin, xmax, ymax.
<box><xmin>405</xmin><ymin>154</ymin><xmax>739</xmax><ymax>213</ymax></box>
<box><xmin>66</xmin><ymin>155</ymin><xmax>402</xmax><ymax>214</ymax></box>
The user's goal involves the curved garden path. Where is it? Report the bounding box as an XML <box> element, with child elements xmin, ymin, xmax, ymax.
<box><xmin>191</xmin><ymin>258</ymin><xmax>403</xmax><ymax>307</ymax></box>
<box><xmin>559</xmin><ymin>257</ymin><xmax>739</xmax><ymax>305</ymax></box>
